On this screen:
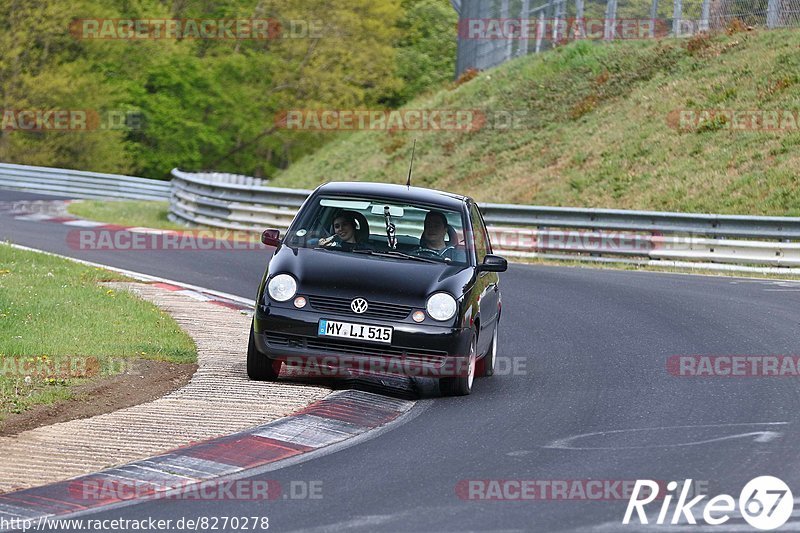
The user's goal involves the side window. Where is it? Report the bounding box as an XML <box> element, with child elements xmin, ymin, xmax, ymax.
<box><xmin>470</xmin><ymin>204</ymin><xmax>491</xmax><ymax>264</ymax></box>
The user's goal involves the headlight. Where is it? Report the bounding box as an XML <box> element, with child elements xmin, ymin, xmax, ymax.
<box><xmin>267</xmin><ymin>274</ymin><xmax>297</xmax><ymax>302</ymax></box>
<box><xmin>426</xmin><ymin>292</ymin><xmax>457</xmax><ymax>321</ymax></box>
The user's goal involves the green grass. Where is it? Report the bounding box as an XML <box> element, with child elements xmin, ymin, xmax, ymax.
<box><xmin>65</xmin><ymin>200</ymin><xmax>262</xmax><ymax>244</ymax></box>
<box><xmin>272</xmin><ymin>29</ymin><xmax>800</xmax><ymax>216</ymax></box>
<box><xmin>0</xmin><ymin>244</ymin><xmax>196</xmax><ymax>418</ymax></box>
<box><xmin>67</xmin><ymin>200</ymin><xmax>187</xmax><ymax>230</ymax></box>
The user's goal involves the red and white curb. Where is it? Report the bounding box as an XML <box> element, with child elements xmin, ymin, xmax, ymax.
<box><xmin>147</xmin><ymin>281</ymin><xmax>253</xmax><ymax>312</ymax></box>
<box><xmin>1</xmin><ymin>205</ymin><xmax>422</xmax><ymax>527</ymax></box>
<box><xmin>0</xmin><ymin>390</ymin><xmax>413</xmax><ymax>525</ymax></box>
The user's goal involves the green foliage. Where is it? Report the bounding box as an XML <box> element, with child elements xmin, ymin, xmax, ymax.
<box><xmin>0</xmin><ymin>0</ymin><xmax>448</xmax><ymax>179</ymax></box>
<box><xmin>387</xmin><ymin>0</ymin><xmax>458</xmax><ymax>106</ymax></box>
<box><xmin>0</xmin><ymin>0</ymin><xmax>134</xmax><ymax>172</ymax></box>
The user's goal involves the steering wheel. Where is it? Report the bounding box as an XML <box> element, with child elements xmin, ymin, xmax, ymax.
<box><xmin>414</xmin><ymin>246</ymin><xmax>456</xmax><ymax>258</ymax></box>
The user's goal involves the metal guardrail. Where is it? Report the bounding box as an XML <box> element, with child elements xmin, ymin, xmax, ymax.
<box><xmin>168</xmin><ymin>169</ymin><xmax>310</xmax><ymax>231</ymax></box>
<box><xmin>168</xmin><ymin>169</ymin><xmax>800</xmax><ymax>272</ymax></box>
<box><xmin>490</xmin><ymin>227</ymin><xmax>800</xmax><ymax>268</ymax></box>
<box><xmin>0</xmin><ymin>164</ymin><xmax>798</xmax><ymax>272</ymax></box>
<box><xmin>0</xmin><ymin>162</ymin><xmax>170</xmax><ymax>201</ymax></box>
<box><xmin>480</xmin><ymin>204</ymin><xmax>800</xmax><ymax>240</ymax></box>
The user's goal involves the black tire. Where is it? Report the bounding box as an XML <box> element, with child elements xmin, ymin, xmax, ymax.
<box><xmin>476</xmin><ymin>325</ymin><xmax>498</xmax><ymax>378</ymax></box>
<box><xmin>247</xmin><ymin>321</ymin><xmax>281</xmax><ymax>381</ymax></box>
<box><xmin>440</xmin><ymin>334</ymin><xmax>476</xmax><ymax>396</ymax></box>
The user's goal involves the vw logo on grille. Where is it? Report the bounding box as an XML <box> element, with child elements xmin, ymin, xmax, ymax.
<box><xmin>351</xmin><ymin>298</ymin><xmax>369</xmax><ymax>314</ymax></box>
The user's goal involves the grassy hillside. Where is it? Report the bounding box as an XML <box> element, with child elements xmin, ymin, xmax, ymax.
<box><xmin>272</xmin><ymin>29</ymin><xmax>800</xmax><ymax>215</ymax></box>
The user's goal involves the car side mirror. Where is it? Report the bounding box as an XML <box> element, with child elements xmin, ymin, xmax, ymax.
<box><xmin>477</xmin><ymin>254</ymin><xmax>507</xmax><ymax>272</ymax></box>
<box><xmin>261</xmin><ymin>229</ymin><xmax>281</xmax><ymax>247</ymax></box>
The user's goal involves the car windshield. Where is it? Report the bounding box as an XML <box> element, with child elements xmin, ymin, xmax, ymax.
<box><xmin>284</xmin><ymin>195</ymin><xmax>469</xmax><ymax>266</ymax></box>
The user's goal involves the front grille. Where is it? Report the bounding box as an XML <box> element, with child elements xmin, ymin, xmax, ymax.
<box><xmin>266</xmin><ymin>333</ymin><xmax>448</xmax><ymax>367</ymax></box>
<box><xmin>307</xmin><ymin>295</ymin><xmax>413</xmax><ymax>320</ymax></box>
<box><xmin>265</xmin><ymin>334</ymin><xmax>292</xmax><ymax>347</ymax></box>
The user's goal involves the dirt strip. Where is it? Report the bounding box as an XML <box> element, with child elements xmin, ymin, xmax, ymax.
<box><xmin>0</xmin><ymin>283</ymin><xmax>330</xmax><ymax>494</ymax></box>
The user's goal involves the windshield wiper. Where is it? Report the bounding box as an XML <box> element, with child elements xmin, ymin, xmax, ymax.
<box><xmin>352</xmin><ymin>249</ymin><xmax>440</xmax><ymax>264</ymax></box>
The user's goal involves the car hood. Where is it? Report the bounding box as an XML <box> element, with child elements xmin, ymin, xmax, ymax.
<box><xmin>268</xmin><ymin>246</ymin><xmax>473</xmax><ymax>305</ymax></box>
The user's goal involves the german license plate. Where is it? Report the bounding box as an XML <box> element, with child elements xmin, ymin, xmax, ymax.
<box><xmin>318</xmin><ymin>319</ymin><xmax>392</xmax><ymax>344</ymax></box>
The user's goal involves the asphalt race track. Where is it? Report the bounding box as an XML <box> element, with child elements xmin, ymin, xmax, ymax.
<box><xmin>2</xmin><ymin>189</ymin><xmax>800</xmax><ymax>532</ymax></box>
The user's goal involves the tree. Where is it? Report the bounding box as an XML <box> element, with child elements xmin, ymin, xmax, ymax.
<box><xmin>388</xmin><ymin>0</ymin><xmax>458</xmax><ymax>106</ymax></box>
<box><xmin>0</xmin><ymin>0</ymin><xmax>456</xmax><ymax>179</ymax></box>
<box><xmin>0</xmin><ymin>0</ymin><xmax>132</xmax><ymax>172</ymax></box>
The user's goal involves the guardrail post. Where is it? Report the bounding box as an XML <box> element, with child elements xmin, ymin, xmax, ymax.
<box><xmin>767</xmin><ymin>0</ymin><xmax>781</xmax><ymax>28</ymax></box>
<box><xmin>536</xmin><ymin>10</ymin><xmax>545</xmax><ymax>52</ymax></box>
<box><xmin>520</xmin><ymin>0</ymin><xmax>531</xmax><ymax>56</ymax></box>
<box><xmin>604</xmin><ymin>0</ymin><xmax>618</xmax><ymax>40</ymax></box>
<box><xmin>700</xmin><ymin>0</ymin><xmax>711</xmax><ymax>31</ymax></box>
<box><xmin>672</xmin><ymin>0</ymin><xmax>682</xmax><ymax>36</ymax></box>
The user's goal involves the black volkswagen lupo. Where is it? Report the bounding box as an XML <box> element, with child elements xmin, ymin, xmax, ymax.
<box><xmin>249</xmin><ymin>182</ymin><xmax>507</xmax><ymax>396</ymax></box>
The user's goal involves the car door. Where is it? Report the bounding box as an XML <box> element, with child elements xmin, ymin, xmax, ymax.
<box><xmin>469</xmin><ymin>203</ymin><xmax>500</xmax><ymax>356</ymax></box>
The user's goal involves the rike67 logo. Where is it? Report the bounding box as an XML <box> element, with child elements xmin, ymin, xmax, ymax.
<box><xmin>623</xmin><ymin>476</ymin><xmax>794</xmax><ymax>530</ymax></box>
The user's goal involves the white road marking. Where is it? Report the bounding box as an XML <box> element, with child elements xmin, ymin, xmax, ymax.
<box><xmin>578</xmin><ymin>521</ymin><xmax>800</xmax><ymax>532</ymax></box>
<box><xmin>14</xmin><ymin>213</ymin><xmax>54</xmax><ymax>221</ymax></box>
<box><xmin>730</xmin><ymin>280</ymin><xmax>800</xmax><ymax>286</ymax></box>
<box><xmin>540</xmin><ymin>422</ymin><xmax>788</xmax><ymax>450</ymax></box>
<box><xmin>175</xmin><ymin>289</ymin><xmax>212</xmax><ymax>302</ymax></box>
<box><xmin>127</xmin><ymin>227</ymin><xmax>175</xmax><ymax>234</ymax></box>
<box><xmin>61</xmin><ymin>219</ymin><xmax>107</xmax><ymax>227</ymax></box>
<box><xmin>729</xmin><ymin>280</ymin><xmax>800</xmax><ymax>292</ymax></box>
<box><xmin>753</xmin><ymin>430</ymin><xmax>783</xmax><ymax>442</ymax></box>
<box><xmin>763</xmin><ymin>289</ymin><xmax>800</xmax><ymax>292</ymax></box>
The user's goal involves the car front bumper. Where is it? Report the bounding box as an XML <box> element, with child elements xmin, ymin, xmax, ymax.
<box><xmin>253</xmin><ymin>304</ymin><xmax>473</xmax><ymax>378</ymax></box>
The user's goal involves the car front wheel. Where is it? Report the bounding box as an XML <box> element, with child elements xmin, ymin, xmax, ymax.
<box><xmin>247</xmin><ymin>320</ymin><xmax>282</xmax><ymax>381</ymax></box>
<box><xmin>440</xmin><ymin>334</ymin><xmax>476</xmax><ymax>396</ymax></box>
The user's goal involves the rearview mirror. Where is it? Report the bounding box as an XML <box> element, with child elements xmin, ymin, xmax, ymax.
<box><xmin>477</xmin><ymin>254</ymin><xmax>507</xmax><ymax>272</ymax></box>
<box><xmin>261</xmin><ymin>229</ymin><xmax>281</xmax><ymax>247</ymax></box>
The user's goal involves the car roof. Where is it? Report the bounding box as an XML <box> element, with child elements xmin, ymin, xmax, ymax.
<box><xmin>314</xmin><ymin>181</ymin><xmax>471</xmax><ymax>210</ymax></box>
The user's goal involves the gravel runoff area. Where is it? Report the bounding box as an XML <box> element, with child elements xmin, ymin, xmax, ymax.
<box><xmin>0</xmin><ymin>282</ymin><xmax>331</xmax><ymax>493</ymax></box>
